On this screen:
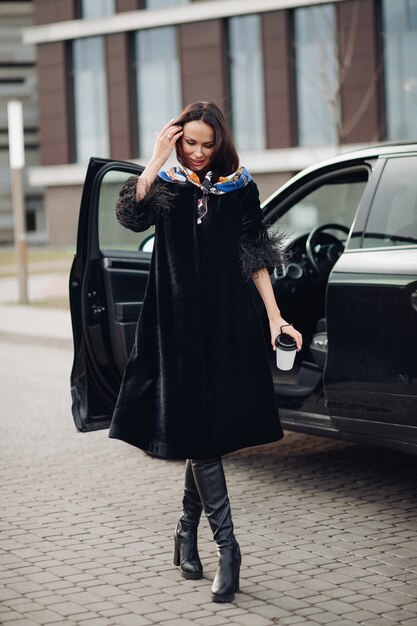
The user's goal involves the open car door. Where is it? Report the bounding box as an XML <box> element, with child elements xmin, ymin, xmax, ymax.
<box><xmin>70</xmin><ymin>158</ymin><xmax>151</xmax><ymax>432</ymax></box>
<box><xmin>323</xmin><ymin>155</ymin><xmax>417</xmax><ymax>446</ymax></box>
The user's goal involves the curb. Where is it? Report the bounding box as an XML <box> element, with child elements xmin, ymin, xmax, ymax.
<box><xmin>0</xmin><ymin>330</ymin><xmax>73</xmax><ymax>350</ymax></box>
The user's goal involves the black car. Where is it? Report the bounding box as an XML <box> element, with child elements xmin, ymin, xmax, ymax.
<box><xmin>70</xmin><ymin>144</ymin><xmax>417</xmax><ymax>454</ymax></box>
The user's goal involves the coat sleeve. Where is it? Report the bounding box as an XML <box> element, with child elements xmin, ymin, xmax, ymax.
<box><xmin>239</xmin><ymin>181</ymin><xmax>286</xmax><ymax>280</ymax></box>
<box><xmin>115</xmin><ymin>175</ymin><xmax>173</xmax><ymax>233</ymax></box>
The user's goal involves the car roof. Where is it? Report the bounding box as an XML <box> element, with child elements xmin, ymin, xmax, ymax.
<box><xmin>262</xmin><ymin>142</ymin><xmax>417</xmax><ymax>208</ymax></box>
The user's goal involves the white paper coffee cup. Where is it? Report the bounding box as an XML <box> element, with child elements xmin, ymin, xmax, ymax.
<box><xmin>275</xmin><ymin>333</ymin><xmax>297</xmax><ymax>370</ymax></box>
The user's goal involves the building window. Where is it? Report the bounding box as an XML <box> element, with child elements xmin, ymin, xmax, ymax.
<box><xmin>71</xmin><ymin>37</ymin><xmax>110</xmax><ymax>162</ymax></box>
<box><xmin>294</xmin><ymin>4</ymin><xmax>338</xmax><ymax>146</ymax></box>
<box><xmin>80</xmin><ymin>0</ymin><xmax>114</xmax><ymax>18</ymax></box>
<box><xmin>146</xmin><ymin>0</ymin><xmax>189</xmax><ymax>8</ymax></box>
<box><xmin>133</xmin><ymin>27</ymin><xmax>182</xmax><ymax>158</ymax></box>
<box><xmin>228</xmin><ymin>14</ymin><xmax>265</xmax><ymax>151</ymax></box>
<box><xmin>382</xmin><ymin>0</ymin><xmax>417</xmax><ymax>140</ymax></box>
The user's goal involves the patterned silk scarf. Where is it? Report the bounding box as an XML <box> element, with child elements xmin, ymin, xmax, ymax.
<box><xmin>158</xmin><ymin>165</ymin><xmax>252</xmax><ymax>223</ymax></box>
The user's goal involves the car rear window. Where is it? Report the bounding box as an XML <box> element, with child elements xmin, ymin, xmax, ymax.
<box><xmin>362</xmin><ymin>156</ymin><xmax>417</xmax><ymax>248</ymax></box>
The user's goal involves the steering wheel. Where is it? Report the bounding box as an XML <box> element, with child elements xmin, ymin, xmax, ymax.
<box><xmin>306</xmin><ymin>223</ymin><xmax>350</xmax><ymax>275</ymax></box>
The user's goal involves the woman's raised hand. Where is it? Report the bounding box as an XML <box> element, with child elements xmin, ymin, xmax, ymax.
<box><xmin>135</xmin><ymin>119</ymin><xmax>183</xmax><ymax>200</ymax></box>
<box><xmin>151</xmin><ymin>119</ymin><xmax>183</xmax><ymax>166</ymax></box>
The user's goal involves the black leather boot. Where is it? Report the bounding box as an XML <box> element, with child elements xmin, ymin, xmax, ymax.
<box><xmin>174</xmin><ymin>460</ymin><xmax>203</xmax><ymax>579</ymax></box>
<box><xmin>191</xmin><ymin>458</ymin><xmax>241</xmax><ymax>603</ymax></box>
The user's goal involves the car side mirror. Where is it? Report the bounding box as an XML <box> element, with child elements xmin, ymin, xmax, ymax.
<box><xmin>139</xmin><ymin>234</ymin><xmax>155</xmax><ymax>253</ymax></box>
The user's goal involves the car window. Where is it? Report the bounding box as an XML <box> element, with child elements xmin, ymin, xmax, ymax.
<box><xmin>98</xmin><ymin>169</ymin><xmax>155</xmax><ymax>253</ymax></box>
<box><xmin>268</xmin><ymin>172</ymin><xmax>367</xmax><ymax>243</ymax></box>
<box><xmin>362</xmin><ymin>156</ymin><xmax>417</xmax><ymax>248</ymax></box>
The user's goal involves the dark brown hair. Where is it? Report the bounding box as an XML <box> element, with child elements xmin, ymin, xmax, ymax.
<box><xmin>174</xmin><ymin>101</ymin><xmax>239</xmax><ymax>180</ymax></box>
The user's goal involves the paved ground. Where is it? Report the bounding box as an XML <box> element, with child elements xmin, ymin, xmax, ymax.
<box><xmin>0</xmin><ymin>266</ymin><xmax>71</xmax><ymax>347</ymax></box>
<box><xmin>1</xmin><ymin>335</ymin><xmax>417</xmax><ymax>626</ymax></box>
<box><xmin>0</xmin><ymin>304</ymin><xmax>71</xmax><ymax>348</ymax></box>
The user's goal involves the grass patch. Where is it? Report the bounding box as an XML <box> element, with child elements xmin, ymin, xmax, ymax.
<box><xmin>0</xmin><ymin>246</ymin><xmax>75</xmax><ymax>277</ymax></box>
<box><xmin>0</xmin><ymin>246</ymin><xmax>75</xmax><ymax>267</ymax></box>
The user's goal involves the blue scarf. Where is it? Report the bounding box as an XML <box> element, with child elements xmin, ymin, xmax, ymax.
<box><xmin>158</xmin><ymin>165</ymin><xmax>252</xmax><ymax>223</ymax></box>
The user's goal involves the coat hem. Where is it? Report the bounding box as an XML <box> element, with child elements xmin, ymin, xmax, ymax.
<box><xmin>108</xmin><ymin>427</ymin><xmax>284</xmax><ymax>460</ymax></box>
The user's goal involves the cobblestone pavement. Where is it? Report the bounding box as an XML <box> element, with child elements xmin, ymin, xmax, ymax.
<box><xmin>1</xmin><ymin>339</ymin><xmax>417</xmax><ymax>626</ymax></box>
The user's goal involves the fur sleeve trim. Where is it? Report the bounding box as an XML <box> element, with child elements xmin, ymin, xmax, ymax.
<box><xmin>240</xmin><ymin>226</ymin><xmax>287</xmax><ymax>280</ymax></box>
<box><xmin>115</xmin><ymin>175</ymin><xmax>174</xmax><ymax>232</ymax></box>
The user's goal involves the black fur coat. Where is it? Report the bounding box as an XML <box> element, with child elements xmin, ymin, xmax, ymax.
<box><xmin>109</xmin><ymin>175</ymin><xmax>285</xmax><ymax>459</ymax></box>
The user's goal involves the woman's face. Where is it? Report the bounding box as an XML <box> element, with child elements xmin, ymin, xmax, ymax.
<box><xmin>180</xmin><ymin>120</ymin><xmax>215</xmax><ymax>173</ymax></box>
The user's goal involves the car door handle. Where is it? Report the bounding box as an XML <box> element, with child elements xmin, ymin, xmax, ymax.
<box><xmin>411</xmin><ymin>289</ymin><xmax>417</xmax><ymax>313</ymax></box>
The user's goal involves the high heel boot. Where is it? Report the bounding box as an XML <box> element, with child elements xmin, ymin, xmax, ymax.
<box><xmin>191</xmin><ymin>458</ymin><xmax>241</xmax><ymax>603</ymax></box>
<box><xmin>173</xmin><ymin>459</ymin><xmax>203</xmax><ymax>579</ymax></box>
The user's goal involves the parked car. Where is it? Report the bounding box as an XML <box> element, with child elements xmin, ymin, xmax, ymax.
<box><xmin>70</xmin><ymin>143</ymin><xmax>417</xmax><ymax>454</ymax></box>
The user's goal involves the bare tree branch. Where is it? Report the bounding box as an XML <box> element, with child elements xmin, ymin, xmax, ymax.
<box><xmin>292</xmin><ymin>0</ymin><xmax>381</xmax><ymax>146</ymax></box>
<box><xmin>340</xmin><ymin>61</ymin><xmax>383</xmax><ymax>140</ymax></box>
<box><xmin>339</xmin><ymin>1</ymin><xmax>360</xmax><ymax>84</ymax></box>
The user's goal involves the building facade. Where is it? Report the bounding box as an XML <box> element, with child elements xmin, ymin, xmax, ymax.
<box><xmin>1</xmin><ymin>1</ymin><xmax>43</xmax><ymax>244</ymax></box>
<box><xmin>23</xmin><ymin>0</ymin><xmax>417</xmax><ymax>245</ymax></box>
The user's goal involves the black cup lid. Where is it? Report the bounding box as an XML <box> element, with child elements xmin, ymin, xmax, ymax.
<box><xmin>275</xmin><ymin>332</ymin><xmax>297</xmax><ymax>351</ymax></box>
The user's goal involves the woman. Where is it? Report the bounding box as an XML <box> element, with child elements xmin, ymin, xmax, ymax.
<box><xmin>109</xmin><ymin>101</ymin><xmax>302</xmax><ymax>603</ymax></box>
